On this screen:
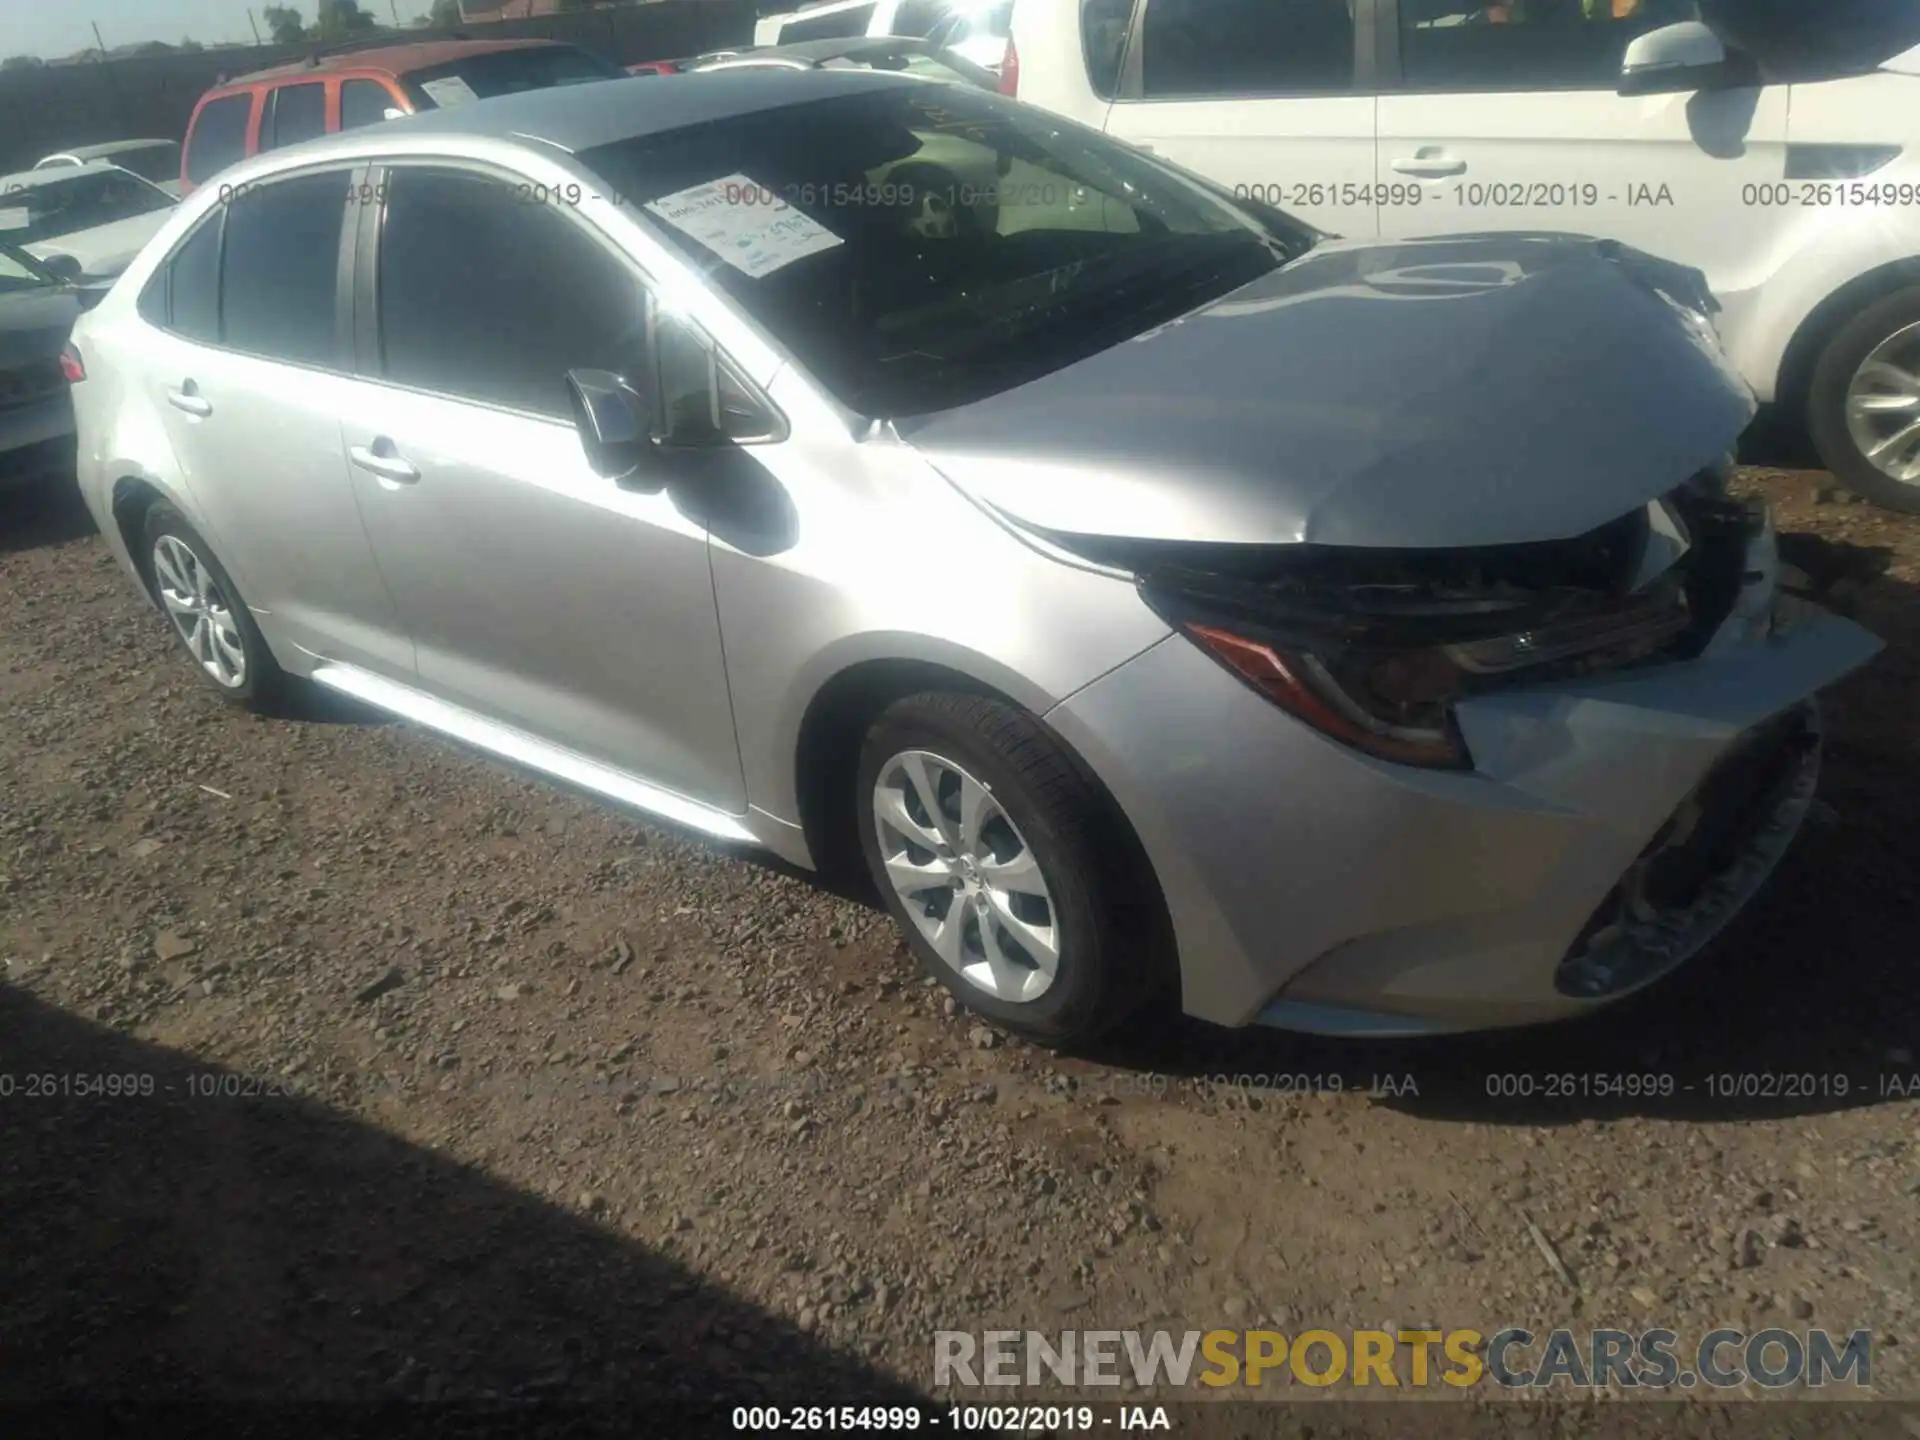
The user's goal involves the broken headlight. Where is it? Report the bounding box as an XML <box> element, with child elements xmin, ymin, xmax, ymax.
<box><xmin>1140</xmin><ymin>546</ymin><xmax>1693</xmax><ymax>771</ymax></box>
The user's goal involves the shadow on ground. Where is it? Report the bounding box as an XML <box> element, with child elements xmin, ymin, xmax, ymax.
<box><xmin>0</xmin><ymin>475</ymin><xmax>97</xmax><ymax>555</ymax></box>
<box><xmin>0</xmin><ymin>983</ymin><xmax>933</xmax><ymax>1415</ymax></box>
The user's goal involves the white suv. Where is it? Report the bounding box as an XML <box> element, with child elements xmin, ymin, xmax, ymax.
<box><xmin>1007</xmin><ymin>0</ymin><xmax>1920</xmax><ymax>512</ymax></box>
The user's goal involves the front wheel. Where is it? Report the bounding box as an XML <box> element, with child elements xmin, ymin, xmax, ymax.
<box><xmin>1806</xmin><ymin>286</ymin><xmax>1920</xmax><ymax>515</ymax></box>
<box><xmin>855</xmin><ymin>691</ymin><xmax>1163</xmax><ymax>1048</ymax></box>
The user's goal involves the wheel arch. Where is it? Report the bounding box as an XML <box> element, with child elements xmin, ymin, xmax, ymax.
<box><xmin>1773</xmin><ymin>256</ymin><xmax>1920</xmax><ymax>420</ymax></box>
<box><xmin>789</xmin><ymin>653</ymin><xmax>1179</xmax><ymax>1004</ymax></box>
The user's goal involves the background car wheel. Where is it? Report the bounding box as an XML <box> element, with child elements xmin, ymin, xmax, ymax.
<box><xmin>1807</xmin><ymin>286</ymin><xmax>1920</xmax><ymax>516</ymax></box>
<box><xmin>855</xmin><ymin>691</ymin><xmax>1163</xmax><ymax>1048</ymax></box>
<box><xmin>143</xmin><ymin>502</ymin><xmax>287</xmax><ymax>709</ymax></box>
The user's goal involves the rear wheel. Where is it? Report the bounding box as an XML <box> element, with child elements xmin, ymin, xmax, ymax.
<box><xmin>144</xmin><ymin>502</ymin><xmax>288</xmax><ymax>709</ymax></box>
<box><xmin>1807</xmin><ymin>287</ymin><xmax>1920</xmax><ymax>515</ymax></box>
<box><xmin>855</xmin><ymin>690</ymin><xmax>1163</xmax><ymax>1047</ymax></box>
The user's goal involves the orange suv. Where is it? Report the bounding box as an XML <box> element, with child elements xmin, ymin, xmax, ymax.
<box><xmin>178</xmin><ymin>38</ymin><xmax>629</xmax><ymax>195</ymax></box>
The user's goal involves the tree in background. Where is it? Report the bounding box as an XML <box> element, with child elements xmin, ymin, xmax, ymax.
<box><xmin>180</xmin><ymin>38</ymin><xmax>206</xmax><ymax>52</ymax></box>
<box><xmin>1</xmin><ymin>54</ymin><xmax>47</xmax><ymax>70</ymax></box>
<box><xmin>261</xmin><ymin>5</ymin><xmax>309</xmax><ymax>43</ymax></box>
<box><xmin>428</xmin><ymin>0</ymin><xmax>463</xmax><ymax>27</ymax></box>
<box><xmin>314</xmin><ymin>1</ymin><xmax>380</xmax><ymax>41</ymax></box>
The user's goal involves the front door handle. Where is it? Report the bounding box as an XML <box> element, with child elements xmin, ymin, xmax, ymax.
<box><xmin>349</xmin><ymin>441</ymin><xmax>421</xmax><ymax>486</ymax></box>
<box><xmin>1391</xmin><ymin>156</ymin><xmax>1468</xmax><ymax>177</ymax></box>
<box><xmin>166</xmin><ymin>383</ymin><xmax>212</xmax><ymax>418</ymax></box>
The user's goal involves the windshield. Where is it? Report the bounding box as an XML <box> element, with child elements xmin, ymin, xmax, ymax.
<box><xmin>581</xmin><ymin>86</ymin><xmax>1311</xmax><ymax>415</ymax></box>
<box><xmin>0</xmin><ymin>243</ymin><xmax>58</xmax><ymax>294</ymax></box>
<box><xmin>0</xmin><ymin>169</ymin><xmax>174</xmax><ymax>246</ymax></box>
<box><xmin>402</xmin><ymin>46</ymin><xmax>628</xmax><ymax>108</ymax></box>
<box><xmin>94</xmin><ymin>144</ymin><xmax>181</xmax><ymax>185</ymax></box>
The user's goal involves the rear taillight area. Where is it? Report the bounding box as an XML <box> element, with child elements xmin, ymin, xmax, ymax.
<box><xmin>998</xmin><ymin>38</ymin><xmax>1018</xmax><ymax>95</ymax></box>
<box><xmin>60</xmin><ymin>345</ymin><xmax>86</xmax><ymax>384</ymax></box>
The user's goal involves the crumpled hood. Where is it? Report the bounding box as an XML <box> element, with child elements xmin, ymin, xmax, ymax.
<box><xmin>896</xmin><ymin>233</ymin><xmax>1755</xmax><ymax>550</ymax></box>
<box><xmin>0</xmin><ymin>286</ymin><xmax>82</xmax><ymax>370</ymax></box>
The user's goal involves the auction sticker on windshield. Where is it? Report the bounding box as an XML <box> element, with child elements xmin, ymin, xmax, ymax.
<box><xmin>419</xmin><ymin>75</ymin><xmax>480</xmax><ymax>107</ymax></box>
<box><xmin>643</xmin><ymin>173</ymin><xmax>842</xmax><ymax>279</ymax></box>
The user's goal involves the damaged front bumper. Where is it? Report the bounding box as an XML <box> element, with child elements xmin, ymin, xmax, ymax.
<box><xmin>1044</xmin><ymin>523</ymin><xmax>1883</xmax><ymax>1035</ymax></box>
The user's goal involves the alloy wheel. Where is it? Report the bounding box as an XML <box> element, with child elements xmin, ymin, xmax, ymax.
<box><xmin>871</xmin><ymin>748</ymin><xmax>1059</xmax><ymax>1003</ymax></box>
<box><xmin>152</xmin><ymin>533</ymin><xmax>247</xmax><ymax>689</ymax></box>
<box><xmin>1843</xmin><ymin>320</ymin><xmax>1920</xmax><ymax>486</ymax></box>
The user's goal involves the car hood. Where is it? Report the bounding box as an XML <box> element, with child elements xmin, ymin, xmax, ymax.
<box><xmin>24</xmin><ymin>209</ymin><xmax>172</xmax><ymax>282</ymax></box>
<box><xmin>0</xmin><ymin>285</ymin><xmax>82</xmax><ymax>370</ymax></box>
<box><xmin>896</xmin><ymin>234</ymin><xmax>1755</xmax><ymax>550</ymax></box>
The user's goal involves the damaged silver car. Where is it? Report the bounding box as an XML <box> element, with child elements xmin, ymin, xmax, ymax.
<box><xmin>69</xmin><ymin>70</ymin><xmax>1881</xmax><ymax>1046</ymax></box>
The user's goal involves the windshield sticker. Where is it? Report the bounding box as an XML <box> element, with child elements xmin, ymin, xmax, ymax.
<box><xmin>419</xmin><ymin>74</ymin><xmax>481</xmax><ymax>107</ymax></box>
<box><xmin>643</xmin><ymin>173</ymin><xmax>843</xmax><ymax>279</ymax></box>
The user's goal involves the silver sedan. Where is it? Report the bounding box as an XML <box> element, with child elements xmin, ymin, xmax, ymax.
<box><xmin>66</xmin><ymin>69</ymin><xmax>1880</xmax><ymax>1046</ymax></box>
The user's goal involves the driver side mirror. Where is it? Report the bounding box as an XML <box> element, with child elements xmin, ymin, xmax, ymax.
<box><xmin>42</xmin><ymin>253</ymin><xmax>84</xmax><ymax>285</ymax></box>
<box><xmin>1618</xmin><ymin>21</ymin><xmax>1753</xmax><ymax>96</ymax></box>
<box><xmin>565</xmin><ymin>369</ymin><xmax>650</xmax><ymax>482</ymax></box>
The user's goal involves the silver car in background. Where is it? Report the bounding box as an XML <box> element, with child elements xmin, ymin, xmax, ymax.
<box><xmin>67</xmin><ymin>71</ymin><xmax>1880</xmax><ymax>1046</ymax></box>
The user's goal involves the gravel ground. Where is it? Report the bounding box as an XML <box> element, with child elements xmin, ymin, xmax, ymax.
<box><xmin>3</xmin><ymin>457</ymin><xmax>1919</xmax><ymax>1421</ymax></box>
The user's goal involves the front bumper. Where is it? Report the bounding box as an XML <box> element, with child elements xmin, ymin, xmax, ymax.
<box><xmin>1045</xmin><ymin>594</ymin><xmax>1881</xmax><ymax>1033</ymax></box>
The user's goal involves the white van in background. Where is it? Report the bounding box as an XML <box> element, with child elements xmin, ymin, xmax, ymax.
<box><xmin>1005</xmin><ymin>0</ymin><xmax>1920</xmax><ymax>513</ymax></box>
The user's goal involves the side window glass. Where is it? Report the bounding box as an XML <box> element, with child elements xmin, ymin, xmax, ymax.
<box><xmin>163</xmin><ymin>214</ymin><xmax>223</xmax><ymax>343</ymax></box>
<box><xmin>264</xmin><ymin>83</ymin><xmax>327</xmax><ymax>149</ymax></box>
<box><xmin>1398</xmin><ymin>0</ymin><xmax>1700</xmax><ymax>91</ymax></box>
<box><xmin>341</xmin><ymin>79</ymin><xmax>397</xmax><ymax>130</ymax></box>
<box><xmin>220</xmin><ymin>171</ymin><xmax>348</xmax><ymax>366</ymax></box>
<box><xmin>1082</xmin><ymin>0</ymin><xmax>1136</xmax><ymax>97</ymax></box>
<box><xmin>1140</xmin><ymin>0</ymin><xmax>1357</xmax><ymax>96</ymax></box>
<box><xmin>184</xmin><ymin>93</ymin><xmax>253</xmax><ymax>185</ymax></box>
<box><xmin>376</xmin><ymin>167</ymin><xmax>648</xmax><ymax>418</ymax></box>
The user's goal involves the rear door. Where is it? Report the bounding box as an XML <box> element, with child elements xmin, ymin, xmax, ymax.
<box><xmin>134</xmin><ymin>165</ymin><xmax>413</xmax><ymax>677</ymax></box>
<box><xmin>1374</xmin><ymin>0</ymin><xmax>1791</xmax><ymax>318</ymax></box>
<box><xmin>259</xmin><ymin>80</ymin><xmax>330</xmax><ymax>154</ymax></box>
<box><xmin>1100</xmin><ymin>0</ymin><xmax>1381</xmax><ymax>238</ymax></box>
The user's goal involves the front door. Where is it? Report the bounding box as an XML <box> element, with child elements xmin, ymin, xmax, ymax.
<box><xmin>338</xmin><ymin>163</ymin><xmax>748</xmax><ymax>813</ymax></box>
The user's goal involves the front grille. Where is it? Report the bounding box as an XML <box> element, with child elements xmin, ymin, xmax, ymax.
<box><xmin>0</xmin><ymin>356</ymin><xmax>66</xmax><ymax>411</ymax></box>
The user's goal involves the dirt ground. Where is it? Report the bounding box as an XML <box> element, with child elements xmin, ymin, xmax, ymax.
<box><xmin>3</xmin><ymin>452</ymin><xmax>1919</xmax><ymax>1424</ymax></box>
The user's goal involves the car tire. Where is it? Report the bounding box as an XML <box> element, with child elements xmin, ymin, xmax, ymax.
<box><xmin>855</xmin><ymin>690</ymin><xmax>1162</xmax><ymax>1048</ymax></box>
<box><xmin>143</xmin><ymin>502</ymin><xmax>288</xmax><ymax>709</ymax></box>
<box><xmin>1807</xmin><ymin>286</ymin><xmax>1920</xmax><ymax>516</ymax></box>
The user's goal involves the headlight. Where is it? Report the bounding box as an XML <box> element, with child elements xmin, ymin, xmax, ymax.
<box><xmin>1142</xmin><ymin>558</ymin><xmax>1694</xmax><ymax>772</ymax></box>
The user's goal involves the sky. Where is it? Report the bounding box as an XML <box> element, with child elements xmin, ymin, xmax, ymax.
<box><xmin>1</xmin><ymin>0</ymin><xmax>429</xmax><ymax>59</ymax></box>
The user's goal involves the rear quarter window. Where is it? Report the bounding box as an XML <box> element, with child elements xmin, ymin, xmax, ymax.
<box><xmin>185</xmin><ymin>92</ymin><xmax>254</xmax><ymax>185</ymax></box>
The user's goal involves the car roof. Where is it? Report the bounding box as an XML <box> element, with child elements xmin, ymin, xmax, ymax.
<box><xmin>225</xmin><ymin>37</ymin><xmax>570</xmax><ymax>87</ymax></box>
<box><xmin>254</xmin><ymin>66</ymin><xmax>923</xmax><ymax>163</ymax></box>
<box><xmin>50</xmin><ymin>139</ymin><xmax>178</xmax><ymax>159</ymax></box>
<box><xmin>0</xmin><ymin>159</ymin><xmax>134</xmax><ymax>192</ymax></box>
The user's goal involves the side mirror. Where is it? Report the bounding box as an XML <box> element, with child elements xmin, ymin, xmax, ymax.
<box><xmin>1619</xmin><ymin>22</ymin><xmax>1746</xmax><ymax>96</ymax></box>
<box><xmin>566</xmin><ymin>369</ymin><xmax>650</xmax><ymax>482</ymax></box>
<box><xmin>42</xmin><ymin>253</ymin><xmax>85</xmax><ymax>284</ymax></box>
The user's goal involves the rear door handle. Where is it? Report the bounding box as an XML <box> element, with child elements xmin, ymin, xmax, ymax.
<box><xmin>348</xmin><ymin>442</ymin><xmax>420</xmax><ymax>486</ymax></box>
<box><xmin>1391</xmin><ymin>157</ymin><xmax>1468</xmax><ymax>177</ymax></box>
<box><xmin>166</xmin><ymin>384</ymin><xmax>211</xmax><ymax>418</ymax></box>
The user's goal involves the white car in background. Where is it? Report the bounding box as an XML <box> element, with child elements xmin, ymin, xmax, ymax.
<box><xmin>0</xmin><ymin>162</ymin><xmax>178</xmax><ymax>282</ymax></box>
<box><xmin>755</xmin><ymin>0</ymin><xmax>1013</xmax><ymax>74</ymax></box>
<box><xmin>34</xmin><ymin>140</ymin><xmax>184</xmax><ymax>198</ymax></box>
<box><xmin>1006</xmin><ymin>0</ymin><xmax>1920</xmax><ymax>513</ymax></box>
